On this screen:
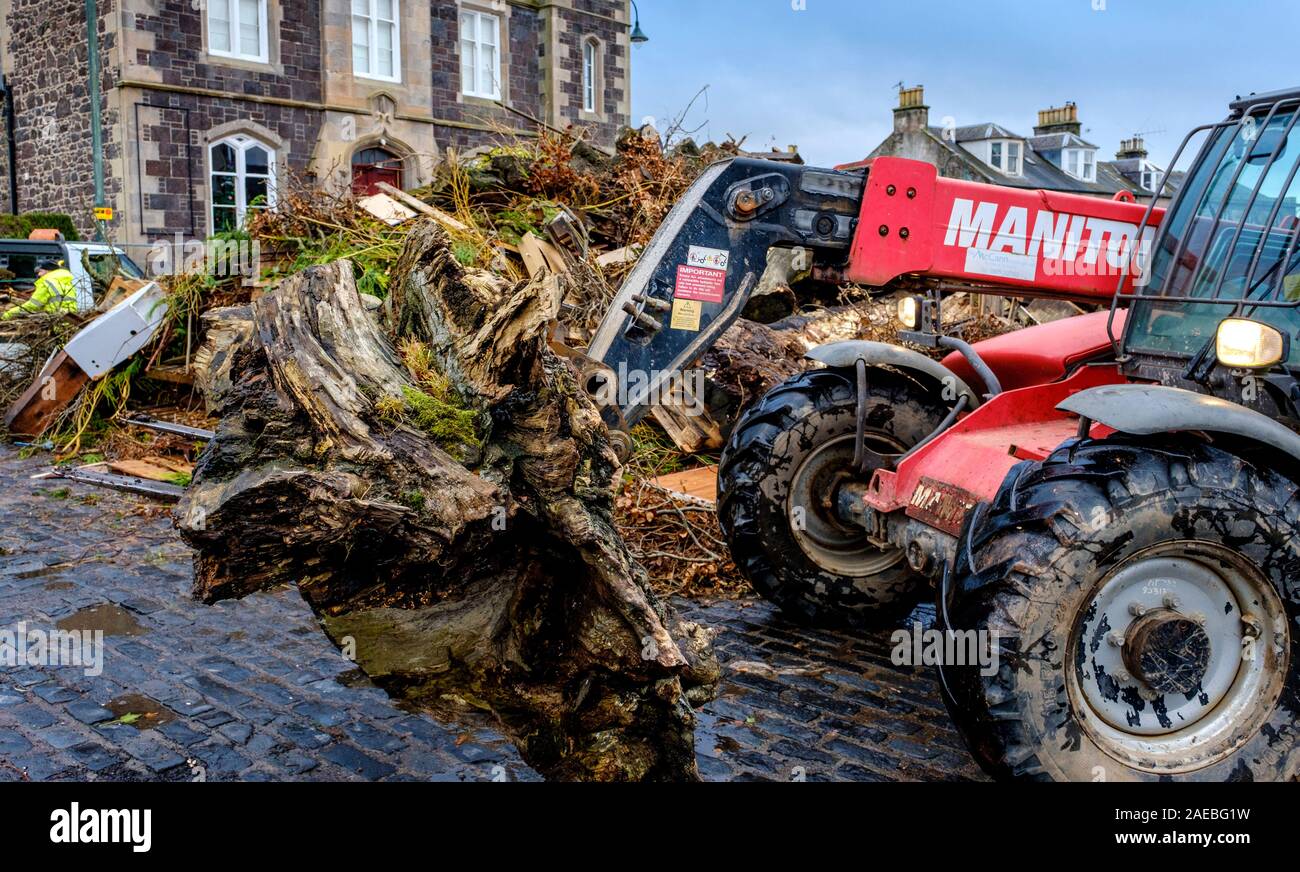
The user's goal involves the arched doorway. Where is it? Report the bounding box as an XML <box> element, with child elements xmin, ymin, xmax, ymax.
<box><xmin>351</xmin><ymin>146</ymin><xmax>404</xmax><ymax>196</ymax></box>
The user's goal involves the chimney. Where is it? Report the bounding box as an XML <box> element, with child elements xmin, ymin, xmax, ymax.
<box><xmin>1033</xmin><ymin>102</ymin><xmax>1081</xmax><ymax>136</ymax></box>
<box><xmin>893</xmin><ymin>85</ymin><xmax>929</xmax><ymax>134</ymax></box>
<box><xmin>1116</xmin><ymin>137</ymin><xmax>1148</xmax><ymax>160</ymax></box>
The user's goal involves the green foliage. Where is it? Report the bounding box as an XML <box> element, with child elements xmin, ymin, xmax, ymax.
<box><xmin>374</xmin><ymin>339</ymin><xmax>483</xmax><ymax>459</ymax></box>
<box><xmin>626</xmin><ymin>423</ymin><xmax>690</xmax><ymax>477</ymax></box>
<box><xmin>398</xmin><ymin>489</ymin><xmax>427</xmax><ymax>512</ymax></box>
<box><xmin>284</xmin><ymin>236</ymin><xmax>395</xmax><ymax>300</ymax></box>
<box><xmin>0</xmin><ymin>212</ymin><xmax>80</xmax><ymax>241</ymax></box>
<box><xmin>399</xmin><ymin>385</ymin><xmax>480</xmax><ymax>451</ymax></box>
<box><xmin>492</xmin><ymin>199</ymin><xmax>562</xmax><ymax>247</ymax></box>
<box><xmin>451</xmin><ymin>240</ymin><xmax>480</xmax><ymax>266</ymax></box>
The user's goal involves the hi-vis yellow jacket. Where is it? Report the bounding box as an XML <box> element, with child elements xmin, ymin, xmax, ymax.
<box><xmin>2</xmin><ymin>268</ymin><xmax>78</xmax><ymax>319</ymax></box>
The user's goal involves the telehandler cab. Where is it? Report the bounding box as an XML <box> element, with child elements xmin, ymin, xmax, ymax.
<box><xmin>583</xmin><ymin>88</ymin><xmax>1300</xmax><ymax>781</ymax></box>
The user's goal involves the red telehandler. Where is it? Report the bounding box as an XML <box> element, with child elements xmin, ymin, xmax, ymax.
<box><xmin>581</xmin><ymin>88</ymin><xmax>1300</xmax><ymax>781</ymax></box>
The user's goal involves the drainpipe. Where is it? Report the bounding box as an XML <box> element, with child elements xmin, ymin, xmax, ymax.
<box><xmin>86</xmin><ymin>0</ymin><xmax>105</xmax><ymax>240</ymax></box>
<box><xmin>0</xmin><ymin>73</ymin><xmax>17</xmax><ymax>214</ymax></box>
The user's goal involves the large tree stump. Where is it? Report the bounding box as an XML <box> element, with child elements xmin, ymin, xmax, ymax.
<box><xmin>174</xmin><ymin>222</ymin><xmax>718</xmax><ymax>781</ymax></box>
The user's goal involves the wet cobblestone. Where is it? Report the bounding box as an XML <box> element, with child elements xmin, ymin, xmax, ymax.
<box><xmin>0</xmin><ymin>446</ymin><xmax>985</xmax><ymax>782</ymax></box>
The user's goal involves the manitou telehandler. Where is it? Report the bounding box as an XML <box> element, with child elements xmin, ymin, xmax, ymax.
<box><xmin>581</xmin><ymin>87</ymin><xmax>1300</xmax><ymax>781</ymax></box>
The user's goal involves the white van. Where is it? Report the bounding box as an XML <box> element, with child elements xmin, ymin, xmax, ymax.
<box><xmin>0</xmin><ymin>238</ymin><xmax>145</xmax><ymax>312</ymax></box>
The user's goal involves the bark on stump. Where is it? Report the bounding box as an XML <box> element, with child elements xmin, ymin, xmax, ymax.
<box><xmin>175</xmin><ymin>221</ymin><xmax>719</xmax><ymax>781</ymax></box>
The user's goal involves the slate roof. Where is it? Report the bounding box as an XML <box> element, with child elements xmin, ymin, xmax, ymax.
<box><xmin>924</xmin><ymin>124</ymin><xmax>1124</xmax><ymax>196</ymax></box>
<box><xmin>1026</xmin><ymin>132</ymin><xmax>1098</xmax><ymax>152</ymax></box>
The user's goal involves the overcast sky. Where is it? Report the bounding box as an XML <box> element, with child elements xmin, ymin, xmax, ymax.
<box><xmin>628</xmin><ymin>0</ymin><xmax>1300</xmax><ymax>171</ymax></box>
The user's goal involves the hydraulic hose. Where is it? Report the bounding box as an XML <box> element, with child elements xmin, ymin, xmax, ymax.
<box><xmin>936</xmin><ymin>335</ymin><xmax>1002</xmax><ymax>397</ymax></box>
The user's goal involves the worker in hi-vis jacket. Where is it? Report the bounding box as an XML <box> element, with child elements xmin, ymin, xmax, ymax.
<box><xmin>1</xmin><ymin>257</ymin><xmax>78</xmax><ymax>319</ymax></box>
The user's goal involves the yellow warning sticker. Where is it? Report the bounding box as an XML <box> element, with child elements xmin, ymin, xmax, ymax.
<box><xmin>670</xmin><ymin>298</ymin><xmax>702</xmax><ymax>331</ymax></box>
<box><xmin>93</xmin><ymin>206</ymin><xmax>114</xmax><ymax>221</ymax></box>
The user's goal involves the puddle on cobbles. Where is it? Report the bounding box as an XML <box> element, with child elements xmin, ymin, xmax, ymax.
<box><xmin>104</xmin><ymin>693</ymin><xmax>177</xmax><ymax>730</ymax></box>
<box><xmin>55</xmin><ymin>603</ymin><xmax>147</xmax><ymax>637</ymax></box>
<box><xmin>43</xmin><ymin>581</ymin><xmax>76</xmax><ymax>591</ymax></box>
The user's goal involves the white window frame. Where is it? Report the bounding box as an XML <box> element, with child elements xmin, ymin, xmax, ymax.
<box><xmin>1063</xmin><ymin>147</ymin><xmax>1097</xmax><ymax>182</ymax></box>
<box><xmin>352</xmin><ymin>0</ymin><xmax>401</xmax><ymax>83</ymax></box>
<box><xmin>990</xmin><ymin>140</ymin><xmax>1021</xmax><ymax>176</ymax></box>
<box><xmin>1065</xmin><ymin>148</ymin><xmax>1080</xmax><ymax>177</ymax></box>
<box><xmin>582</xmin><ymin>39</ymin><xmax>597</xmax><ymax>113</ymax></box>
<box><xmin>459</xmin><ymin>9</ymin><xmax>502</xmax><ymax>100</ymax></box>
<box><xmin>209</xmin><ymin>134</ymin><xmax>277</xmax><ymax>234</ymax></box>
<box><xmin>1141</xmin><ymin>161</ymin><xmax>1163</xmax><ymax>193</ymax></box>
<box><xmin>207</xmin><ymin>0</ymin><xmax>269</xmax><ymax>64</ymax></box>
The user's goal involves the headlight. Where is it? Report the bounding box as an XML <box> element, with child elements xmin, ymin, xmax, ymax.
<box><xmin>1216</xmin><ymin>317</ymin><xmax>1286</xmax><ymax>368</ymax></box>
<box><xmin>897</xmin><ymin>296</ymin><xmax>920</xmax><ymax>329</ymax></box>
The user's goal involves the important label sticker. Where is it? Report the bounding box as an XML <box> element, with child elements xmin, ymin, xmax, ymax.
<box><xmin>670</xmin><ymin>298</ymin><xmax>702</xmax><ymax>331</ymax></box>
<box><xmin>674</xmin><ymin>264</ymin><xmax>727</xmax><ymax>303</ymax></box>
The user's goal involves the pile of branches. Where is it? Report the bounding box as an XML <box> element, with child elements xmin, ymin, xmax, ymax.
<box><xmin>0</xmin><ymin>314</ymin><xmax>80</xmax><ymax>411</ymax></box>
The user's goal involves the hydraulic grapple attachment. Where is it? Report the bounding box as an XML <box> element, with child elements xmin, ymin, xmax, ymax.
<box><xmin>584</xmin><ymin>157</ymin><xmax>865</xmax><ymax>426</ymax></box>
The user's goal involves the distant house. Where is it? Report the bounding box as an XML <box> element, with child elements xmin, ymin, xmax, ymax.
<box><xmin>1101</xmin><ymin>137</ymin><xmax>1183</xmax><ymax>208</ymax></box>
<box><xmin>866</xmin><ymin>87</ymin><xmax>1181</xmax><ymax>205</ymax></box>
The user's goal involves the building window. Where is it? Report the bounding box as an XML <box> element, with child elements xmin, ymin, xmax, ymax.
<box><xmin>582</xmin><ymin>40</ymin><xmax>597</xmax><ymax>113</ymax></box>
<box><xmin>210</xmin><ymin>134</ymin><xmax>275</xmax><ymax>233</ymax></box>
<box><xmin>1141</xmin><ymin>163</ymin><xmax>1162</xmax><ymax>193</ymax></box>
<box><xmin>990</xmin><ymin>140</ymin><xmax>1021</xmax><ymax>176</ymax></box>
<box><xmin>460</xmin><ymin>9</ymin><xmax>501</xmax><ymax>99</ymax></box>
<box><xmin>1064</xmin><ymin>148</ymin><xmax>1096</xmax><ymax>182</ymax></box>
<box><xmin>352</xmin><ymin>0</ymin><xmax>400</xmax><ymax>81</ymax></box>
<box><xmin>208</xmin><ymin>0</ymin><xmax>268</xmax><ymax>63</ymax></box>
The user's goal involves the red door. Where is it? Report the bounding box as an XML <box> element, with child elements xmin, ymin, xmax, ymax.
<box><xmin>351</xmin><ymin>147</ymin><xmax>404</xmax><ymax>196</ymax></box>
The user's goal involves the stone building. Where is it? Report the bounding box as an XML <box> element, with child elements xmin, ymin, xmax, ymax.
<box><xmin>865</xmin><ymin>86</ymin><xmax>1181</xmax><ymax>204</ymax></box>
<box><xmin>0</xmin><ymin>0</ymin><xmax>634</xmax><ymax>245</ymax></box>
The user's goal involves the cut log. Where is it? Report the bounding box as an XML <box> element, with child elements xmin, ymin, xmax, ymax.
<box><xmin>175</xmin><ymin>223</ymin><xmax>718</xmax><ymax>781</ymax></box>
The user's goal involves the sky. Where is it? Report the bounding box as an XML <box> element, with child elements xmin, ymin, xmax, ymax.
<box><xmin>628</xmin><ymin>0</ymin><xmax>1300</xmax><ymax>172</ymax></box>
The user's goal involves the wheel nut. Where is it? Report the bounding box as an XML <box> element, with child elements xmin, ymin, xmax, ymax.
<box><xmin>1114</xmin><ymin>670</ymin><xmax>1131</xmax><ymax>683</ymax></box>
<box><xmin>1108</xmin><ymin>631</ymin><xmax>1126</xmax><ymax>647</ymax></box>
<box><xmin>1190</xmin><ymin>612</ymin><xmax>1206</xmax><ymax>625</ymax></box>
<box><xmin>1242</xmin><ymin>613</ymin><xmax>1262</xmax><ymax>639</ymax></box>
<box><xmin>1128</xmin><ymin>602</ymin><xmax>1147</xmax><ymax>617</ymax></box>
<box><xmin>1162</xmin><ymin>593</ymin><xmax>1181</xmax><ymax>610</ymax></box>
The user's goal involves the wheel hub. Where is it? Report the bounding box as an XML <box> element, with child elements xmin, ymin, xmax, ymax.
<box><xmin>786</xmin><ymin>433</ymin><xmax>904</xmax><ymax>577</ymax></box>
<box><xmin>1070</xmin><ymin>542</ymin><xmax>1289</xmax><ymax>773</ymax></box>
<box><xmin>1122</xmin><ymin>610</ymin><xmax>1211</xmax><ymax>696</ymax></box>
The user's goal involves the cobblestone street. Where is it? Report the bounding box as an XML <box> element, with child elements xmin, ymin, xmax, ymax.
<box><xmin>0</xmin><ymin>446</ymin><xmax>984</xmax><ymax>782</ymax></box>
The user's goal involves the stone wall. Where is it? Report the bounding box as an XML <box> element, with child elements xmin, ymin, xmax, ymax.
<box><xmin>123</xmin><ymin>88</ymin><xmax>323</xmax><ymax>239</ymax></box>
<box><xmin>550</xmin><ymin>0</ymin><xmax>628</xmax><ymax>146</ymax></box>
<box><xmin>0</xmin><ymin>0</ymin><xmax>120</xmax><ymax>238</ymax></box>
<box><xmin>118</xmin><ymin>0</ymin><xmax>323</xmax><ymax>104</ymax></box>
<box><xmin>114</xmin><ymin>0</ymin><xmax>327</xmax><ymax>241</ymax></box>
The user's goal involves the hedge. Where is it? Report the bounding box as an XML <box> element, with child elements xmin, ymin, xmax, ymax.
<box><xmin>0</xmin><ymin>212</ymin><xmax>80</xmax><ymax>241</ymax></box>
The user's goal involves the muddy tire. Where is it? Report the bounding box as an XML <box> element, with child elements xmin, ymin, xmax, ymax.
<box><xmin>718</xmin><ymin>367</ymin><xmax>948</xmax><ymax>628</ymax></box>
<box><xmin>942</xmin><ymin>436</ymin><xmax>1300</xmax><ymax>781</ymax></box>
